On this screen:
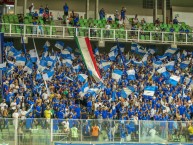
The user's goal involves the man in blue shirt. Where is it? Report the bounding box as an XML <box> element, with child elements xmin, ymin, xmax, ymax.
<box><xmin>39</xmin><ymin>5</ymin><xmax>44</xmax><ymax>17</ymax></box>
<box><xmin>63</xmin><ymin>3</ymin><xmax>69</xmax><ymax>16</ymax></box>
<box><xmin>99</xmin><ymin>8</ymin><xmax>105</xmax><ymax>20</ymax></box>
<box><xmin>173</xmin><ymin>17</ymin><xmax>178</xmax><ymax>24</ymax></box>
<box><xmin>120</xmin><ymin>7</ymin><xmax>126</xmax><ymax>23</ymax></box>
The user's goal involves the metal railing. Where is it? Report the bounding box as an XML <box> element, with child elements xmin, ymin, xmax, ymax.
<box><xmin>0</xmin><ymin>118</ymin><xmax>193</xmax><ymax>145</ymax></box>
<box><xmin>0</xmin><ymin>23</ymin><xmax>193</xmax><ymax>45</ymax></box>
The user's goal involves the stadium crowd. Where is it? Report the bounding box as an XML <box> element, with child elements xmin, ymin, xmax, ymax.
<box><xmin>0</xmin><ymin>41</ymin><xmax>193</xmax><ymax>123</ymax></box>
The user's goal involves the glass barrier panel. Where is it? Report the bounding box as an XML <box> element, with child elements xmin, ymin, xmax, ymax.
<box><xmin>52</xmin><ymin>119</ymin><xmax>81</xmax><ymax>143</ymax></box>
<box><xmin>78</xmin><ymin>27</ymin><xmax>88</xmax><ymax>37</ymax></box>
<box><xmin>168</xmin><ymin>121</ymin><xmax>192</xmax><ymax>143</ymax></box>
<box><xmin>115</xmin><ymin>29</ymin><xmax>126</xmax><ymax>41</ymax></box>
<box><xmin>175</xmin><ymin>32</ymin><xmax>186</xmax><ymax>43</ymax></box>
<box><xmin>140</xmin><ymin>120</ymin><xmax>168</xmax><ymax>143</ymax></box>
<box><xmin>102</xmin><ymin>29</ymin><xmax>114</xmax><ymax>40</ymax></box>
<box><xmin>66</xmin><ymin>27</ymin><xmax>76</xmax><ymax>37</ymax></box>
<box><xmin>151</xmin><ymin>31</ymin><xmax>163</xmax><ymax>42</ymax></box>
<box><xmin>139</xmin><ymin>31</ymin><xmax>151</xmax><ymax>41</ymax></box>
<box><xmin>163</xmin><ymin>32</ymin><xmax>174</xmax><ymax>42</ymax></box>
<box><xmin>127</xmin><ymin>30</ymin><xmax>138</xmax><ymax>41</ymax></box>
<box><xmin>89</xmin><ymin>28</ymin><xmax>100</xmax><ymax>39</ymax></box>
<box><xmin>0</xmin><ymin>118</ymin><xmax>16</xmax><ymax>145</ymax></box>
<box><xmin>187</xmin><ymin>32</ymin><xmax>193</xmax><ymax>44</ymax></box>
<box><xmin>17</xmin><ymin>118</ymin><xmax>51</xmax><ymax>145</ymax></box>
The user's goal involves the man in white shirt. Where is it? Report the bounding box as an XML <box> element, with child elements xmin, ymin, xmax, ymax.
<box><xmin>151</xmin><ymin>106</ymin><xmax>156</xmax><ymax>119</ymax></box>
<box><xmin>10</xmin><ymin>99</ymin><xmax>17</xmax><ymax>112</ymax></box>
<box><xmin>12</xmin><ymin>109</ymin><xmax>20</xmax><ymax>126</ymax></box>
<box><xmin>105</xmin><ymin>23</ymin><xmax>111</xmax><ymax>38</ymax></box>
<box><xmin>0</xmin><ymin>99</ymin><xmax>7</xmax><ymax>112</ymax></box>
<box><xmin>20</xmin><ymin>108</ymin><xmax>27</xmax><ymax>120</ymax></box>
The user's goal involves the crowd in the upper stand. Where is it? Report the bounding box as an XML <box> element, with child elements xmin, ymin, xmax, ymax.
<box><xmin>0</xmin><ymin>41</ymin><xmax>193</xmax><ymax>122</ymax></box>
<box><xmin>25</xmin><ymin>3</ymin><xmax>185</xmax><ymax>32</ymax></box>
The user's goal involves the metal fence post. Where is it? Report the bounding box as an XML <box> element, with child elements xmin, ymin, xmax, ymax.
<box><xmin>15</xmin><ymin>119</ymin><xmax>18</xmax><ymax>145</ymax></box>
<box><xmin>63</xmin><ymin>26</ymin><xmax>65</xmax><ymax>38</ymax></box>
<box><xmin>138</xmin><ymin>120</ymin><xmax>140</xmax><ymax>143</ymax></box>
<box><xmin>51</xmin><ymin>119</ymin><xmax>53</xmax><ymax>143</ymax></box>
<box><xmin>9</xmin><ymin>24</ymin><xmax>11</xmax><ymax>36</ymax></box>
<box><xmin>137</xmin><ymin>30</ymin><xmax>140</xmax><ymax>42</ymax></box>
<box><xmin>125</xmin><ymin>30</ymin><xmax>128</xmax><ymax>42</ymax></box>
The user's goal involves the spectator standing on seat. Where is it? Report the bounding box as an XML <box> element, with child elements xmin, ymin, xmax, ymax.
<box><xmin>45</xmin><ymin>5</ymin><xmax>49</xmax><ymax>15</ymax></box>
<box><xmin>39</xmin><ymin>5</ymin><xmax>44</xmax><ymax>17</ymax></box>
<box><xmin>120</xmin><ymin>7</ymin><xmax>126</xmax><ymax>23</ymax></box>
<box><xmin>29</xmin><ymin>3</ymin><xmax>34</xmax><ymax>15</ymax></box>
<box><xmin>173</xmin><ymin>17</ymin><xmax>179</xmax><ymax>24</ymax></box>
<box><xmin>114</xmin><ymin>10</ymin><xmax>119</xmax><ymax>22</ymax></box>
<box><xmin>49</xmin><ymin>12</ymin><xmax>54</xmax><ymax>21</ymax></box>
<box><xmin>63</xmin><ymin>3</ymin><xmax>69</xmax><ymax>16</ymax></box>
<box><xmin>99</xmin><ymin>8</ymin><xmax>105</xmax><ymax>20</ymax></box>
<box><xmin>74</xmin><ymin>14</ymin><xmax>79</xmax><ymax>26</ymax></box>
<box><xmin>133</xmin><ymin>14</ymin><xmax>139</xmax><ymax>25</ymax></box>
<box><xmin>43</xmin><ymin>11</ymin><xmax>48</xmax><ymax>24</ymax></box>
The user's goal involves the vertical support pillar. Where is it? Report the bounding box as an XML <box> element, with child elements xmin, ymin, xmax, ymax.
<box><xmin>95</xmin><ymin>0</ymin><xmax>99</xmax><ymax>19</ymax></box>
<box><xmin>153</xmin><ymin>0</ymin><xmax>157</xmax><ymax>22</ymax></box>
<box><xmin>23</xmin><ymin>0</ymin><xmax>27</xmax><ymax>16</ymax></box>
<box><xmin>86</xmin><ymin>0</ymin><xmax>89</xmax><ymax>19</ymax></box>
<box><xmin>162</xmin><ymin>0</ymin><xmax>166</xmax><ymax>23</ymax></box>
<box><xmin>14</xmin><ymin>0</ymin><xmax>17</xmax><ymax>15</ymax></box>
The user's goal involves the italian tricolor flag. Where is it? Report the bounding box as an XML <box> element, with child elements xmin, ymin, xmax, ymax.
<box><xmin>75</xmin><ymin>37</ymin><xmax>102</xmax><ymax>82</ymax></box>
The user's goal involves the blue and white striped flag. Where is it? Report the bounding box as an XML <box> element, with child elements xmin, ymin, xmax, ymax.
<box><xmin>73</xmin><ymin>64</ymin><xmax>81</xmax><ymax>72</ymax></box>
<box><xmin>182</xmin><ymin>50</ymin><xmax>187</xmax><ymax>59</ymax></box>
<box><xmin>131</xmin><ymin>42</ymin><xmax>146</xmax><ymax>55</ymax></box>
<box><xmin>55</xmin><ymin>41</ymin><xmax>64</xmax><ymax>50</ymax></box>
<box><xmin>180</xmin><ymin>60</ymin><xmax>190</xmax><ymax>69</ymax></box>
<box><xmin>121</xmin><ymin>86</ymin><xmax>135</xmax><ymax>98</ymax></box>
<box><xmin>42</xmin><ymin>70</ymin><xmax>54</xmax><ymax>81</ymax></box>
<box><xmin>81</xmin><ymin>82</ymin><xmax>89</xmax><ymax>93</ymax></box>
<box><xmin>94</xmin><ymin>48</ymin><xmax>99</xmax><ymax>55</ymax></box>
<box><xmin>108</xmin><ymin>50</ymin><xmax>118</xmax><ymax>61</ymax></box>
<box><xmin>36</xmin><ymin>70</ymin><xmax>42</xmax><ymax>80</ymax></box>
<box><xmin>112</xmin><ymin>69</ymin><xmax>123</xmax><ymax>82</ymax></box>
<box><xmin>165</xmin><ymin>61</ymin><xmax>175</xmax><ymax>71</ymax></box>
<box><xmin>23</xmin><ymin>61</ymin><xmax>33</xmax><ymax>73</ymax></box>
<box><xmin>29</xmin><ymin>49</ymin><xmax>38</xmax><ymax>63</ymax></box>
<box><xmin>62</xmin><ymin>59</ymin><xmax>72</xmax><ymax>67</ymax></box>
<box><xmin>126</xmin><ymin>69</ymin><xmax>136</xmax><ymax>80</ymax></box>
<box><xmin>132</xmin><ymin>60</ymin><xmax>143</xmax><ymax>66</ymax></box>
<box><xmin>15</xmin><ymin>56</ymin><xmax>26</xmax><ymax>66</ymax></box>
<box><xmin>153</xmin><ymin>61</ymin><xmax>163</xmax><ymax>68</ymax></box>
<box><xmin>164</xmin><ymin>48</ymin><xmax>178</xmax><ymax>56</ymax></box>
<box><xmin>157</xmin><ymin>55</ymin><xmax>167</xmax><ymax>60</ymax></box>
<box><xmin>0</xmin><ymin>62</ymin><xmax>7</xmax><ymax>71</ymax></box>
<box><xmin>143</xmin><ymin>86</ymin><xmax>157</xmax><ymax>96</ymax></box>
<box><xmin>78</xmin><ymin>74</ymin><xmax>88</xmax><ymax>82</ymax></box>
<box><xmin>157</xmin><ymin>67</ymin><xmax>170</xmax><ymax>78</ymax></box>
<box><xmin>101</xmin><ymin>61</ymin><xmax>112</xmax><ymax>71</ymax></box>
<box><xmin>61</xmin><ymin>49</ymin><xmax>71</xmax><ymax>59</ymax></box>
<box><xmin>148</xmin><ymin>49</ymin><xmax>155</xmax><ymax>55</ymax></box>
<box><xmin>169</xmin><ymin>75</ymin><xmax>180</xmax><ymax>86</ymax></box>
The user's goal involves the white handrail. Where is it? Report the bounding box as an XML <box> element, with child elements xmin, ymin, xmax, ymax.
<box><xmin>1</xmin><ymin>23</ymin><xmax>193</xmax><ymax>45</ymax></box>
